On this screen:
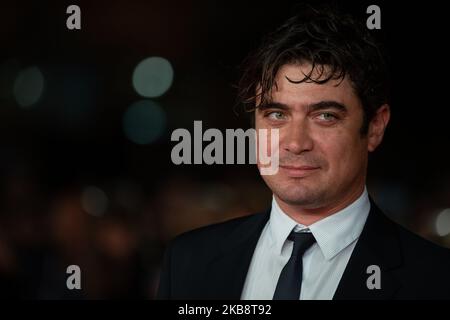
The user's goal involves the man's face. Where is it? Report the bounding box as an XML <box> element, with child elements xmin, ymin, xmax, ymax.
<box><xmin>255</xmin><ymin>63</ymin><xmax>377</xmax><ymax>211</ymax></box>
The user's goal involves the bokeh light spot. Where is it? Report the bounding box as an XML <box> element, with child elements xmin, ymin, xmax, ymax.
<box><xmin>81</xmin><ymin>186</ymin><xmax>109</xmax><ymax>217</ymax></box>
<box><xmin>13</xmin><ymin>66</ymin><xmax>45</xmax><ymax>108</ymax></box>
<box><xmin>435</xmin><ymin>208</ymin><xmax>450</xmax><ymax>237</ymax></box>
<box><xmin>132</xmin><ymin>57</ymin><xmax>173</xmax><ymax>98</ymax></box>
<box><xmin>123</xmin><ymin>100</ymin><xmax>166</xmax><ymax>145</ymax></box>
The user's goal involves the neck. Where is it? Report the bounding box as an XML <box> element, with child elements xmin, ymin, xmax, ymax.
<box><xmin>275</xmin><ymin>184</ymin><xmax>366</xmax><ymax>226</ymax></box>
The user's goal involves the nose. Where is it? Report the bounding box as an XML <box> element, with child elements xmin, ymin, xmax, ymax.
<box><xmin>283</xmin><ymin>120</ymin><xmax>314</xmax><ymax>155</ymax></box>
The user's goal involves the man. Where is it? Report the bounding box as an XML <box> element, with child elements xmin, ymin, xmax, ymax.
<box><xmin>157</xmin><ymin>5</ymin><xmax>450</xmax><ymax>299</ymax></box>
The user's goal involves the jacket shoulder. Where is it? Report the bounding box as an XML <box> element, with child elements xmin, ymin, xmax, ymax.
<box><xmin>170</xmin><ymin>212</ymin><xmax>267</xmax><ymax>253</ymax></box>
<box><xmin>156</xmin><ymin>211</ymin><xmax>269</xmax><ymax>299</ymax></box>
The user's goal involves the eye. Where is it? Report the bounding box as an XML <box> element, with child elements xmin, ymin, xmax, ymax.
<box><xmin>317</xmin><ymin>112</ymin><xmax>338</xmax><ymax>121</ymax></box>
<box><xmin>266</xmin><ymin>111</ymin><xmax>286</xmax><ymax>120</ymax></box>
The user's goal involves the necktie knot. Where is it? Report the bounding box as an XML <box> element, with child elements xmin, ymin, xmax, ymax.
<box><xmin>288</xmin><ymin>231</ymin><xmax>316</xmax><ymax>257</ymax></box>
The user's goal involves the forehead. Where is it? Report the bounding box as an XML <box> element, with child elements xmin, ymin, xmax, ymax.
<box><xmin>269</xmin><ymin>63</ymin><xmax>361</xmax><ymax>110</ymax></box>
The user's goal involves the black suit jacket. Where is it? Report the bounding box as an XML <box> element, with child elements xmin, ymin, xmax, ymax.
<box><xmin>157</xmin><ymin>200</ymin><xmax>450</xmax><ymax>299</ymax></box>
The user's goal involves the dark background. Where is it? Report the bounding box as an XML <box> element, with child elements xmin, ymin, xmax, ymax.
<box><xmin>0</xmin><ymin>0</ymin><xmax>449</xmax><ymax>298</ymax></box>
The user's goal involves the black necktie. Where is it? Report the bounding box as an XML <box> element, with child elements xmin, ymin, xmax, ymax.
<box><xmin>273</xmin><ymin>231</ymin><xmax>316</xmax><ymax>300</ymax></box>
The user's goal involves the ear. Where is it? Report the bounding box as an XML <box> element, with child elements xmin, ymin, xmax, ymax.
<box><xmin>367</xmin><ymin>104</ymin><xmax>390</xmax><ymax>152</ymax></box>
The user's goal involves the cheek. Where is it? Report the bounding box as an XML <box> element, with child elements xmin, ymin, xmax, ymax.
<box><xmin>318</xmin><ymin>132</ymin><xmax>365</xmax><ymax>172</ymax></box>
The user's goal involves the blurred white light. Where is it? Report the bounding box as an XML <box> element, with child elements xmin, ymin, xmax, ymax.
<box><xmin>132</xmin><ymin>56</ymin><xmax>173</xmax><ymax>98</ymax></box>
<box><xmin>81</xmin><ymin>186</ymin><xmax>108</xmax><ymax>217</ymax></box>
<box><xmin>123</xmin><ymin>100</ymin><xmax>166</xmax><ymax>145</ymax></box>
<box><xmin>435</xmin><ymin>208</ymin><xmax>450</xmax><ymax>237</ymax></box>
<box><xmin>13</xmin><ymin>66</ymin><xmax>45</xmax><ymax>108</ymax></box>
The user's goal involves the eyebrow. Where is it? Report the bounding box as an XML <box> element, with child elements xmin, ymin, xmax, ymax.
<box><xmin>257</xmin><ymin>100</ymin><xmax>348</xmax><ymax>113</ymax></box>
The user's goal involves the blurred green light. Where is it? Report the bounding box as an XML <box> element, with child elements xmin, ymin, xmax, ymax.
<box><xmin>13</xmin><ymin>66</ymin><xmax>45</xmax><ymax>108</ymax></box>
<box><xmin>123</xmin><ymin>100</ymin><xmax>166</xmax><ymax>145</ymax></box>
<box><xmin>81</xmin><ymin>186</ymin><xmax>108</xmax><ymax>217</ymax></box>
<box><xmin>132</xmin><ymin>57</ymin><xmax>173</xmax><ymax>98</ymax></box>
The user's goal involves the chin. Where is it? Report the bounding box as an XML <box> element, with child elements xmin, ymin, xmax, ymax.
<box><xmin>279</xmin><ymin>195</ymin><xmax>321</xmax><ymax>208</ymax></box>
<box><xmin>273</xmin><ymin>185</ymin><xmax>326</xmax><ymax>208</ymax></box>
<box><xmin>263</xmin><ymin>175</ymin><xmax>327</xmax><ymax>204</ymax></box>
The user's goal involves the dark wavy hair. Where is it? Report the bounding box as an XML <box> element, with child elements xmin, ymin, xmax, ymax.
<box><xmin>237</xmin><ymin>4</ymin><xmax>390</xmax><ymax>134</ymax></box>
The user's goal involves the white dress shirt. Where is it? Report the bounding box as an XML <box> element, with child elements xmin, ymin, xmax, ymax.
<box><xmin>241</xmin><ymin>187</ymin><xmax>370</xmax><ymax>300</ymax></box>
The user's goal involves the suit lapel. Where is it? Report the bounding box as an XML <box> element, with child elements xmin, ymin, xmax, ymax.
<box><xmin>203</xmin><ymin>211</ymin><xmax>270</xmax><ymax>299</ymax></box>
<box><xmin>333</xmin><ymin>199</ymin><xmax>403</xmax><ymax>299</ymax></box>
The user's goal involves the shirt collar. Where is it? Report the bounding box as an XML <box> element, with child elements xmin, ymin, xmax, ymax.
<box><xmin>269</xmin><ymin>186</ymin><xmax>370</xmax><ymax>260</ymax></box>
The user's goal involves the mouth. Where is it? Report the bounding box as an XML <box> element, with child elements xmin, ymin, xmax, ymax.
<box><xmin>279</xmin><ymin>165</ymin><xmax>320</xmax><ymax>177</ymax></box>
